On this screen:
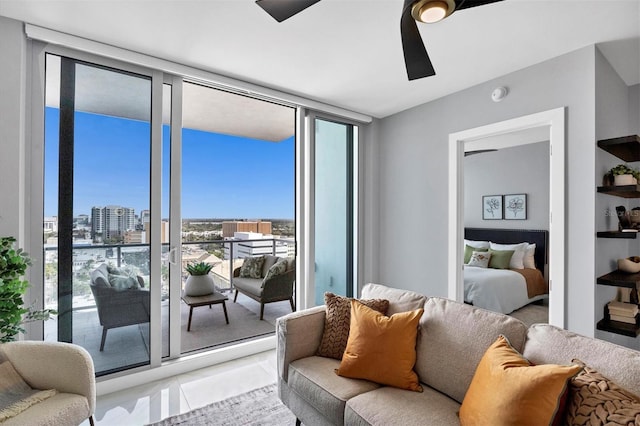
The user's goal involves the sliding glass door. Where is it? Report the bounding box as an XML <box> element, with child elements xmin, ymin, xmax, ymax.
<box><xmin>44</xmin><ymin>53</ymin><xmax>161</xmax><ymax>375</ymax></box>
<box><xmin>313</xmin><ymin>117</ymin><xmax>357</xmax><ymax>304</ymax></box>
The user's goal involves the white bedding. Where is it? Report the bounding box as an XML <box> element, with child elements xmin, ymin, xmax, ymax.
<box><xmin>463</xmin><ymin>265</ymin><xmax>547</xmax><ymax>314</ymax></box>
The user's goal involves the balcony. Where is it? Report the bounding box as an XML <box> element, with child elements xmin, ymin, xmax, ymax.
<box><xmin>44</xmin><ymin>237</ymin><xmax>295</xmax><ymax>376</ymax></box>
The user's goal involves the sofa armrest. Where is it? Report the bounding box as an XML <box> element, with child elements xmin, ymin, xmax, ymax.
<box><xmin>1</xmin><ymin>341</ymin><xmax>96</xmax><ymax>414</ymax></box>
<box><xmin>276</xmin><ymin>305</ymin><xmax>326</xmax><ymax>383</ymax></box>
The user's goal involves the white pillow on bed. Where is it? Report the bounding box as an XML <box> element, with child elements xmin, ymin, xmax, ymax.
<box><xmin>523</xmin><ymin>243</ymin><xmax>536</xmax><ymax>269</ymax></box>
<box><xmin>489</xmin><ymin>242</ymin><xmax>528</xmax><ymax>269</ymax></box>
<box><xmin>464</xmin><ymin>239</ymin><xmax>490</xmax><ymax>249</ymax></box>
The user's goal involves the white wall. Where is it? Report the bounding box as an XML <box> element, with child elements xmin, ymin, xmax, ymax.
<box><xmin>376</xmin><ymin>46</ymin><xmax>597</xmax><ymax>337</ymax></box>
<box><xmin>0</xmin><ymin>16</ymin><xmax>27</xmax><ymax>241</ymax></box>
<box><xmin>464</xmin><ymin>141</ymin><xmax>549</xmax><ymax>229</ymax></box>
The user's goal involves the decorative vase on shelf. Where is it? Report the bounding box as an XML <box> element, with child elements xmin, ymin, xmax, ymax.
<box><xmin>614</xmin><ymin>174</ymin><xmax>637</xmax><ymax>186</ymax></box>
<box><xmin>184</xmin><ymin>262</ymin><xmax>215</xmax><ymax>296</ymax></box>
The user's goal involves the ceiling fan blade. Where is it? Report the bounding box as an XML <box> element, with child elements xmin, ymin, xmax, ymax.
<box><xmin>255</xmin><ymin>0</ymin><xmax>322</xmax><ymax>22</ymax></box>
<box><xmin>401</xmin><ymin>0</ymin><xmax>435</xmax><ymax>80</ymax></box>
<box><xmin>455</xmin><ymin>0</ymin><xmax>503</xmax><ymax>11</ymax></box>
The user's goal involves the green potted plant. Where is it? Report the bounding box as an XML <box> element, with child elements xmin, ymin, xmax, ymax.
<box><xmin>184</xmin><ymin>261</ymin><xmax>215</xmax><ymax>296</ymax></box>
<box><xmin>609</xmin><ymin>164</ymin><xmax>640</xmax><ymax>186</ymax></box>
<box><xmin>0</xmin><ymin>236</ymin><xmax>55</xmax><ymax>342</ymax></box>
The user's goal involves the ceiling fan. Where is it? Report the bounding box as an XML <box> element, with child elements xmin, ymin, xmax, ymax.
<box><xmin>255</xmin><ymin>0</ymin><xmax>503</xmax><ymax>81</ymax></box>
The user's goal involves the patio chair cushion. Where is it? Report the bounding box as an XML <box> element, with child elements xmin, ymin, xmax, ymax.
<box><xmin>233</xmin><ymin>277</ymin><xmax>263</xmax><ymax>298</ymax></box>
<box><xmin>262</xmin><ymin>255</ymin><xmax>280</xmax><ymax>277</ymax></box>
<box><xmin>90</xmin><ymin>264</ymin><xmax>110</xmax><ymax>288</ymax></box>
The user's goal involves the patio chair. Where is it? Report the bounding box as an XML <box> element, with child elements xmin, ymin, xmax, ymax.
<box><xmin>233</xmin><ymin>255</ymin><xmax>295</xmax><ymax>320</ymax></box>
<box><xmin>90</xmin><ymin>264</ymin><xmax>150</xmax><ymax>351</ymax></box>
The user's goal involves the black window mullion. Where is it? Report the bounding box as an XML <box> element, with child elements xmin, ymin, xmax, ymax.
<box><xmin>57</xmin><ymin>57</ymin><xmax>75</xmax><ymax>343</ymax></box>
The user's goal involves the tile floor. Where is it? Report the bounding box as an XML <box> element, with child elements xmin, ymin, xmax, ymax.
<box><xmin>81</xmin><ymin>349</ymin><xmax>278</xmax><ymax>426</ymax></box>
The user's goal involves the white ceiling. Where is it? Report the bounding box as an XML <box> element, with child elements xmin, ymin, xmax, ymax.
<box><xmin>1</xmin><ymin>0</ymin><xmax>639</xmax><ymax>119</ymax></box>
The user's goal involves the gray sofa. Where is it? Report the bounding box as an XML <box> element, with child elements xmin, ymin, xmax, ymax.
<box><xmin>233</xmin><ymin>255</ymin><xmax>295</xmax><ymax>320</ymax></box>
<box><xmin>277</xmin><ymin>283</ymin><xmax>640</xmax><ymax>425</ymax></box>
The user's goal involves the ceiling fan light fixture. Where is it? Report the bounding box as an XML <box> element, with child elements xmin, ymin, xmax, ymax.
<box><xmin>411</xmin><ymin>0</ymin><xmax>455</xmax><ymax>23</ymax></box>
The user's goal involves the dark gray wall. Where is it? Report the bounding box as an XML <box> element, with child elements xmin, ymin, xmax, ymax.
<box><xmin>464</xmin><ymin>141</ymin><xmax>549</xmax><ymax>229</ymax></box>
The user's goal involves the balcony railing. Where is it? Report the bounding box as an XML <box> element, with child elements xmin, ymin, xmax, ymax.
<box><xmin>43</xmin><ymin>237</ymin><xmax>295</xmax><ymax>311</ymax></box>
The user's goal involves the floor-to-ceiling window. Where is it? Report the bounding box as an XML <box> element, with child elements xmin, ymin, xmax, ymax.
<box><xmin>30</xmin><ymin>27</ymin><xmax>366</xmax><ymax>381</ymax></box>
<box><xmin>43</xmin><ymin>53</ymin><xmax>155</xmax><ymax>375</ymax></box>
<box><xmin>313</xmin><ymin>117</ymin><xmax>358</xmax><ymax>304</ymax></box>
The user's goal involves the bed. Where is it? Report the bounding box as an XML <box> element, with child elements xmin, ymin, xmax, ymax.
<box><xmin>463</xmin><ymin>228</ymin><xmax>548</xmax><ymax>314</ymax></box>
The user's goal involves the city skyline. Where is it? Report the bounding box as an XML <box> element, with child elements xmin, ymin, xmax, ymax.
<box><xmin>44</xmin><ymin>108</ymin><xmax>295</xmax><ymax>220</ymax></box>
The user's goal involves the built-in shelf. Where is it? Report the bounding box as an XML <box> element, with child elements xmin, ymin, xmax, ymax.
<box><xmin>597</xmin><ymin>270</ymin><xmax>640</xmax><ymax>289</ymax></box>
<box><xmin>597</xmin><ymin>185</ymin><xmax>640</xmax><ymax>198</ymax></box>
<box><xmin>597</xmin><ymin>135</ymin><xmax>640</xmax><ymax>162</ymax></box>
<box><xmin>597</xmin><ymin>304</ymin><xmax>640</xmax><ymax>337</ymax></box>
<box><xmin>597</xmin><ymin>318</ymin><xmax>640</xmax><ymax>337</ymax></box>
<box><xmin>597</xmin><ymin>231</ymin><xmax>637</xmax><ymax>239</ymax></box>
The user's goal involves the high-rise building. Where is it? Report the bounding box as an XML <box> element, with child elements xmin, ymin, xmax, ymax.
<box><xmin>222</xmin><ymin>221</ymin><xmax>272</xmax><ymax>238</ymax></box>
<box><xmin>91</xmin><ymin>205</ymin><xmax>136</xmax><ymax>242</ymax></box>
<box><xmin>44</xmin><ymin>216</ymin><xmax>58</xmax><ymax>233</ymax></box>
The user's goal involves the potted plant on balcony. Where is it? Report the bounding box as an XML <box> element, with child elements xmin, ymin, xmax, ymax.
<box><xmin>184</xmin><ymin>262</ymin><xmax>215</xmax><ymax>296</ymax></box>
<box><xmin>609</xmin><ymin>164</ymin><xmax>640</xmax><ymax>186</ymax></box>
<box><xmin>0</xmin><ymin>236</ymin><xmax>55</xmax><ymax>342</ymax></box>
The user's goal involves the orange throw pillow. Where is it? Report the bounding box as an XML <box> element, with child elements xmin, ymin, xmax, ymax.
<box><xmin>335</xmin><ymin>300</ymin><xmax>423</xmax><ymax>392</ymax></box>
<box><xmin>459</xmin><ymin>335</ymin><xmax>582</xmax><ymax>426</ymax></box>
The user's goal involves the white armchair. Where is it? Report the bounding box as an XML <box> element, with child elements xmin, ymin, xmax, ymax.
<box><xmin>0</xmin><ymin>341</ymin><xmax>96</xmax><ymax>426</ymax></box>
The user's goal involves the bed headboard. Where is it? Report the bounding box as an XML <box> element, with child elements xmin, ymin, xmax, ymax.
<box><xmin>464</xmin><ymin>228</ymin><xmax>548</xmax><ymax>273</ymax></box>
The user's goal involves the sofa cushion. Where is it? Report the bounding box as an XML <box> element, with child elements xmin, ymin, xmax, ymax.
<box><xmin>523</xmin><ymin>324</ymin><xmax>640</xmax><ymax>396</ymax></box>
<box><xmin>336</xmin><ymin>301</ymin><xmax>423</xmax><ymax>392</ymax></box>
<box><xmin>233</xmin><ymin>277</ymin><xmax>263</xmax><ymax>297</ymax></box>
<box><xmin>289</xmin><ymin>356</ymin><xmax>380</xmax><ymax>426</ymax></box>
<box><xmin>459</xmin><ymin>335</ymin><xmax>582</xmax><ymax>426</ymax></box>
<box><xmin>239</xmin><ymin>256</ymin><xmax>265</xmax><ymax>279</ymax></box>
<box><xmin>565</xmin><ymin>360</ymin><xmax>640</xmax><ymax>426</ymax></box>
<box><xmin>345</xmin><ymin>385</ymin><xmax>462</xmax><ymax>426</ymax></box>
<box><xmin>360</xmin><ymin>283</ymin><xmax>427</xmax><ymax>315</ymax></box>
<box><xmin>3</xmin><ymin>392</ymin><xmax>91</xmax><ymax>426</ymax></box>
<box><xmin>317</xmin><ymin>292</ymin><xmax>389</xmax><ymax>360</ymax></box>
<box><xmin>415</xmin><ymin>297</ymin><xmax>528</xmax><ymax>403</ymax></box>
<box><xmin>261</xmin><ymin>255</ymin><xmax>280</xmax><ymax>278</ymax></box>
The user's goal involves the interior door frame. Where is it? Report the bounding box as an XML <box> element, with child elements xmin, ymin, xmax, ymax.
<box><xmin>448</xmin><ymin>107</ymin><xmax>566</xmax><ymax>328</ymax></box>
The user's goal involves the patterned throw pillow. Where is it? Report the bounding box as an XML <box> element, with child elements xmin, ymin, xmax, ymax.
<box><xmin>239</xmin><ymin>256</ymin><xmax>265</xmax><ymax>278</ymax></box>
<box><xmin>565</xmin><ymin>359</ymin><xmax>640</xmax><ymax>425</ymax></box>
<box><xmin>108</xmin><ymin>274</ymin><xmax>139</xmax><ymax>291</ymax></box>
<box><xmin>264</xmin><ymin>259</ymin><xmax>288</xmax><ymax>281</ymax></box>
<box><xmin>468</xmin><ymin>251</ymin><xmax>491</xmax><ymax>268</ymax></box>
<box><xmin>317</xmin><ymin>292</ymin><xmax>389</xmax><ymax>360</ymax></box>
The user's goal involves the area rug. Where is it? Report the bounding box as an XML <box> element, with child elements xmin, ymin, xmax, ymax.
<box><xmin>147</xmin><ymin>384</ymin><xmax>296</xmax><ymax>426</ymax></box>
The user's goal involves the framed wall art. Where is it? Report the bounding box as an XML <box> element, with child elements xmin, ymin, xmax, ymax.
<box><xmin>504</xmin><ymin>194</ymin><xmax>527</xmax><ymax>220</ymax></box>
<box><xmin>482</xmin><ymin>195</ymin><xmax>503</xmax><ymax>220</ymax></box>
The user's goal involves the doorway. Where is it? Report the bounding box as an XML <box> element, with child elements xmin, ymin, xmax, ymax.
<box><xmin>448</xmin><ymin>108</ymin><xmax>566</xmax><ymax>328</ymax></box>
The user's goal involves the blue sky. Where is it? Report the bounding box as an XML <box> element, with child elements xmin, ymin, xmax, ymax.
<box><xmin>45</xmin><ymin>108</ymin><xmax>295</xmax><ymax>219</ymax></box>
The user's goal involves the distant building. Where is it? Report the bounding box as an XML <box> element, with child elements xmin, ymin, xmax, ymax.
<box><xmin>124</xmin><ymin>230</ymin><xmax>146</xmax><ymax>244</ymax></box>
<box><xmin>91</xmin><ymin>205</ymin><xmax>136</xmax><ymax>242</ymax></box>
<box><xmin>224</xmin><ymin>231</ymin><xmax>289</xmax><ymax>259</ymax></box>
<box><xmin>44</xmin><ymin>216</ymin><xmax>58</xmax><ymax>233</ymax></box>
<box><xmin>143</xmin><ymin>220</ymin><xmax>170</xmax><ymax>244</ymax></box>
<box><xmin>222</xmin><ymin>221</ymin><xmax>272</xmax><ymax>238</ymax></box>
